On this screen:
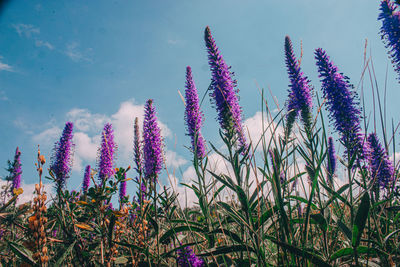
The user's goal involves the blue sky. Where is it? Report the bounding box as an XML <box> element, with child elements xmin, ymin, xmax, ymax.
<box><xmin>0</xmin><ymin>0</ymin><xmax>398</xmax><ymax>201</ymax></box>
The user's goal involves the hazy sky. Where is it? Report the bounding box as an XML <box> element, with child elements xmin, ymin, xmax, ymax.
<box><xmin>0</xmin><ymin>0</ymin><xmax>398</xmax><ymax>202</ymax></box>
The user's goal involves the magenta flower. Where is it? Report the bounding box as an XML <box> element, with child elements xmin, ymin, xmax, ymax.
<box><xmin>119</xmin><ymin>172</ymin><xmax>127</xmax><ymax>202</ymax></box>
<box><xmin>184</xmin><ymin>66</ymin><xmax>206</xmax><ymax>159</ymax></box>
<box><xmin>50</xmin><ymin>122</ymin><xmax>74</xmax><ymax>190</ymax></box>
<box><xmin>284</xmin><ymin>36</ymin><xmax>313</xmax><ymax>136</ymax></box>
<box><xmin>82</xmin><ymin>165</ymin><xmax>91</xmax><ymax>194</ymax></box>
<box><xmin>204</xmin><ymin>26</ymin><xmax>247</xmax><ymax>149</ymax></box>
<box><xmin>98</xmin><ymin>123</ymin><xmax>116</xmax><ymax>183</ymax></box>
<box><xmin>134</xmin><ymin>117</ymin><xmax>143</xmax><ymax>175</ymax></box>
<box><xmin>315</xmin><ymin>48</ymin><xmax>366</xmax><ymax>161</ymax></box>
<box><xmin>143</xmin><ymin>99</ymin><xmax>163</xmax><ymax>180</ymax></box>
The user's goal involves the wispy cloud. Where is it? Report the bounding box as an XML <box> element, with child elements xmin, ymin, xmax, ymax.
<box><xmin>0</xmin><ymin>56</ymin><xmax>13</xmax><ymax>72</ymax></box>
<box><xmin>12</xmin><ymin>23</ymin><xmax>40</xmax><ymax>38</ymax></box>
<box><xmin>65</xmin><ymin>42</ymin><xmax>91</xmax><ymax>62</ymax></box>
<box><xmin>35</xmin><ymin>40</ymin><xmax>54</xmax><ymax>50</ymax></box>
<box><xmin>0</xmin><ymin>91</ymin><xmax>8</xmax><ymax>101</ymax></box>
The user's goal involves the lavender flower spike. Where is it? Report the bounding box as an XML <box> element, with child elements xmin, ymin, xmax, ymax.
<box><xmin>50</xmin><ymin>122</ymin><xmax>74</xmax><ymax>190</ymax></box>
<box><xmin>367</xmin><ymin>133</ymin><xmax>394</xmax><ymax>191</ymax></box>
<box><xmin>11</xmin><ymin>147</ymin><xmax>22</xmax><ymax>193</ymax></box>
<box><xmin>119</xmin><ymin>172</ymin><xmax>127</xmax><ymax>202</ymax></box>
<box><xmin>204</xmin><ymin>26</ymin><xmax>247</xmax><ymax>149</ymax></box>
<box><xmin>82</xmin><ymin>165</ymin><xmax>91</xmax><ymax>194</ymax></box>
<box><xmin>184</xmin><ymin>66</ymin><xmax>206</xmax><ymax>159</ymax></box>
<box><xmin>133</xmin><ymin>117</ymin><xmax>143</xmax><ymax>175</ymax></box>
<box><xmin>327</xmin><ymin>137</ymin><xmax>336</xmax><ymax>185</ymax></box>
<box><xmin>284</xmin><ymin>36</ymin><xmax>313</xmax><ymax>136</ymax></box>
<box><xmin>378</xmin><ymin>0</ymin><xmax>400</xmax><ymax>79</ymax></box>
<box><xmin>98</xmin><ymin>123</ymin><xmax>116</xmax><ymax>183</ymax></box>
<box><xmin>143</xmin><ymin>99</ymin><xmax>163</xmax><ymax>180</ymax></box>
<box><xmin>177</xmin><ymin>246</ymin><xmax>204</xmax><ymax>267</ymax></box>
<box><xmin>315</xmin><ymin>48</ymin><xmax>365</xmax><ymax>160</ymax></box>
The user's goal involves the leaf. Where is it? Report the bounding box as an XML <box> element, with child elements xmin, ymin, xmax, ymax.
<box><xmin>384</xmin><ymin>229</ymin><xmax>400</xmax><ymax>244</ymax></box>
<box><xmin>330</xmin><ymin>246</ymin><xmax>377</xmax><ymax>260</ymax></box>
<box><xmin>310</xmin><ymin>213</ymin><xmax>327</xmax><ymax>232</ymax></box>
<box><xmin>264</xmin><ymin>236</ymin><xmax>330</xmax><ymax>267</ymax></box>
<box><xmin>114</xmin><ymin>256</ymin><xmax>128</xmax><ymax>264</ymax></box>
<box><xmin>75</xmin><ymin>223</ymin><xmax>94</xmax><ymax>231</ymax></box>
<box><xmin>352</xmin><ymin>193</ymin><xmax>370</xmax><ymax>247</ymax></box>
<box><xmin>159</xmin><ymin>225</ymin><xmax>206</xmax><ymax>244</ymax></box>
<box><xmin>7</xmin><ymin>240</ymin><xmax>38</xmax><ymax>266</ymax></box>
<box><xmin>337</xmin><ymin>221</ymin><xmax>352</xmax><ymax>241</ymax></box>
<box><xmin>209</xmin><ymin>228</ymin><xmax>243</xmax><ymax>244</ymax></box>
<box><xmin>197</xmin><ymin>245</ymin><xmax>255</xmax><ymax>257</ymax></box>
<box><xmin>54</xmin><ymin>240</ymin><xmax>76</xmax><ymax>266</ymax></box>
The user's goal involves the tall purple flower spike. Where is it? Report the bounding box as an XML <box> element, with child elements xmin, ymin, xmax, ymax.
<box><xmin>367</xmin><ymin>133</ymin><xmax>394</xmax><ymax>191</ymax></box>
<box><xmin>315</xmin><ymin>48</ymin><xmax>366</xmax><ymax>161</ymax></box>
<box><xmin>177</xmin><ymin>246</ymin><xmax>204</xmax><ymax>267</ymax></box>
<box><xmin>119</xmin><ymin>172</ymin><xmax>127</xmax><ymax>202</ymax></box>
<box><xmin>50</xmin><ymin>122</ymin><xmax>74</xmax><ymax>190</ymax></box>
<box><xmin>11</xmin><ymin>147</ymin><xmax>22</xmax><ymax>193</ymax></box>
<box><xmin>98</xmin><ymin>123</ymin><xmax>116</xmax><ymax>183</ymax></box>
<box><xmin>143</xmin><ymin>99</ymin><xmax>163</xmax><ymax>180</ymax></box>
<box><xmin>184</xmin><ymin>66</ymin><xmax>206</xmax><ymax>159</ymax></box>
<box><xmin>327</xmin><ymin>137</ymin><xmax>336</xmax><ymax>185</ymax></box>
<box><xmin>284</xmin><ymin>36</ymin><xmax>313</xmax><ymax>136</ymax></box>
<box><xmin>379</xmin><ymin>0</ymin><xmax>400</xmax><ymax>80</ymax></box>
<box><xmin>82</xmin><ymin>165</ymin><xmax>91</xmax><ymax>194</ymax></box>
<box><xmin>204</xmin><ymin>26</ymin><xmax>247</xmax><ymax>149</ymax></box>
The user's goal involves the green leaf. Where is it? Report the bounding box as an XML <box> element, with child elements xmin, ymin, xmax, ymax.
<box><xmin>310</xmin><ymin>213</ymin><xmax>327</xmax><ymax>232</ymax></box>
<box><xmin>54</xmin><ymin>241</ymin><xmax>77</xmax><ymax>266</ymax></box>
<box><xmin>114</xmin><ymin>256</ymin><xmax>128</xmax><ymax>264</ymax></box>
<box><xmin>7</xmin><ymin>240</ymin><xmax>38</xmax><ymax>266</ymax></box>
<box><xmin>159</xmin><ymin>225</ymin><xmax>207</xmax><ymax>244</ymax></box>
<box><xmin>209</xmin><ymin>228</ymin><xmax>243</xmax><ymax>244</ymax></box>
<box><xmin>197</xmin><ymin>245</ymin><xmax>255</xmax><ymax>257</ymax></box>
<box><xmin>352</xmin><ymin>193</ymin><xmax>370</xmax><ymax>247</ymax></box>
<box><xmin>330</xmin><ymin>246</ymin><xmax>377</xmax><ymax>260</ymax></box>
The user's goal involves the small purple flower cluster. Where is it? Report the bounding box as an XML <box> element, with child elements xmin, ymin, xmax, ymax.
<box><xmin>11</xmin><ymin>147</ymin><xmax>22</xmax><ymax>193</ymax></box>
<box><xmin>284</xmin><ymin>36</ymin><xmax>313</xmax><ymax>135</ymax></box>
<box><xmin>119</xmin><ymin>172</ymin><xmax>127</xmax><ymax>202</ymax></box>
<box><xmin>327</xmin><ymin>137</ymin><xmax>336</xmax><ymax>185</ymax></box>
<box><xmin>184</xmin><ymin>66</ymin><xmax>206</xmax><ymax>159</ymax></box>
<box><xmin>204</xmin><ymin>26</ymin><xmax>247</xmax><ymax>149</ymax></box>
<box><xmin>315</xmin><ymin>49</ymin><xmax>366</xmax><ymax>161</ymax></box>
<box><xmin>82</xmin><ymin>165</ymin><xmax>91</xmax><ymax>194</ymax></box>
<box><xmin>367</xmin><ymin>133</ymin><xmax>394</xmax><ymax>190</ymax></box>
<box><xmin>177</xmin><ymin>246</ymin><xmax>204</xmax><ymax>267</ymax></box>
<box><xmin>143</xmin><ymin>99</ymin><xmax>163</xmax><ymax>180</ymax></box>
<box><xmin>50</xmin><ymin>122</ymin><xmax>74</xmax><ymax>190</ymax></box>
<box><xmin>134</xmin><ymin>117</ymin><xmax>143</xmax><ymax>175</ymax></box>
<box><xmin>98</xmin><ymin>123</ymin><xmax>116</xmax><ymax>183</ymax></box>
<box><xmin>379</xmin><ymin>0</ymin><xmax>400</xmax><ymax>79</ymax></box>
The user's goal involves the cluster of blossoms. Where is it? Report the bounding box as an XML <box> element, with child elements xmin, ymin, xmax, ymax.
<box><xmin>284</xmin><ymin>35</ymin><xmax>313</xmax><ymax>136</ymax></box>
<box><xmin>177</xmin><ymin>246</ymin><xmax>204</xmax><ymax>267</ymax></box>
<box><xmin>379</xmin><ymin>0</ymin><xmax>400</xmax><ymax>79</ymax></box>
<box><xmin>315</xmin><ymin>48</ymin><xmax>366</xmax><ymax>161</ymax></box>
<box><xmin>9</xmin><ymin>147</ymin><xmax>22</xmax><ymax>193</ymax></box>
<box><xmin>327</xmin><ymin>137</ymin><xmax>337</xmax><ymax>185</ymax></box>
<box><xmin>184</xmin><ymin>66</ymin><xmax>206</xmax><ymax>159</ymax></box>
<box><xmin>98</xmin><ymin>123</ymin><xmax>116</xmax><ymax>183</ymax></box>
<box><xmin>82</xmin><ymin>165</ymin><xmax>91</xmax><ymax>194</ymax></box>
<box><xmin>50</xmin><ymin>122</ymin><xmax>74</xmax><ymax>190</ymax></box>
<box><xmin>204</xmin><ymin>26</ymin><xmax>247</xmax><ymax>149</ymax></box>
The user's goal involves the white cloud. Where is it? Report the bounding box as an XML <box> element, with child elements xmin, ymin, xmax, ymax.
<box><xmin>67</xmin><ymin>108</ymin><xmax>108</xmax><ymax>132</ymax></box>
<box><xmin>165</xmin><ymin>150</ymin><xmax>187</xmax><ymax>169</ymax></box>
<box><xmin>32</xmin><ymin>126</ymin><xmax>61</xmax><ymax>145</ymax></box>
<box><xmin>65</xmin><ymin>42</ymin><xmax>90</xmax><ymax>62</ymax></box>
<box><xmin>0</xmin><ymin>56</ymin><xmax>13</xmax><ymax>72</ymax></box>
<box><xmin>12</xmin><ymin>23</ymin><xmax>40</xmax><ymax>38</ymax></box>
<box><xmin>0</xmin><ymin>91</ymin><xmax>8</xmax><ymax>101</ymax></box>
<box><xmin>35</xmin><ymin>39</ymin><xmax>54</xmax><ymax>50</ymax></box>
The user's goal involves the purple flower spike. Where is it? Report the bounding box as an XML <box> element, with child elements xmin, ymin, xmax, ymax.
<box><xmin>284</xmin><ymin>36</ymin><xmax>313</xmax><ymax>136</ymax></box>
<box><xmin>184</xmin><ymin>66</ymin><xmax>206</xmax><ymax>159</ymax></box>
<box><xmin>327</xmin><ymin>137</ymin><xmax>336</xmax><ymax>185</ymax></box>
<box><xmin>315</xmin><ymin>48</ymin><xmax>365</xmax><ymax>161</ymax></box>
<box><xmin>177</xmin><ymin>246</ymin><xmax>204</xmax><ymax>267</ymax></box>
<box><xmin>98</xmin><ymin>123</ymin><xmax>116</xmax><ymax>183</ymax></box>
<box><xmin>143</xmin><ymin>99</ymin><xmax>163</xmax><ymax>180</ymax></box>
<box><xmin>10</xmin><ymin>147</ymin><xmax>22</xmax><ymax>193</ymax></box>
<box><xmin>119</xmin><ymin>172</ymin><xmax>127</xmax><ymax>202</ymax></box>
<box><xmin>134</xmin><ymin>117</ymin><xmax>143</xmax><ymax>175</ymax></box>
<box><xmin>82</xmin><ymin>165</ymin><xmax>91</xmax><ymax>194</ymax></box>
<box><xmin>50</xmin><ymin>122</ymin><xmax>74</xmax><ymax>190</ymax></box>
<box><xmin>367</xmin><ymin>133</ymin><xmax>394</xmax><ymax>191</ymax></box>
<box><xmin>379</xmin><ymin>0</ymin><xmax>400</xmax><ymax>80</ymax></box>
<box><xmin>204</xmin><ymin>26</ymin><xmax>247</xmax><ymax>149</ymax></box>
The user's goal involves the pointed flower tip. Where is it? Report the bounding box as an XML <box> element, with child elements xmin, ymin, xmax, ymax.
<box><xmin>98</xmin><ymin>123</ymin><xmax>116</xmax><ymax>182</ymax></box>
